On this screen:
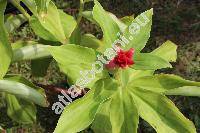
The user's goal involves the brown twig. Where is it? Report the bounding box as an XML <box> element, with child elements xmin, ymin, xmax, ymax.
<box><xmin>36</xmin><ymin>84</ymin><xmax>89</xmax><ymax>96</ymax></box>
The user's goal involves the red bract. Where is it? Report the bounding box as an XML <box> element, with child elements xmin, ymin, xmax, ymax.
<box><xmin>106</xmin><ymin>48</ymin><xmax>135</xmax><ymax>69</ymax></box>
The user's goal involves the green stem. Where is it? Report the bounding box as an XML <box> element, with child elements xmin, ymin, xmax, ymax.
<box><xmin>12</xmin><ymin>45</ymin><xmax>51</xmax><ymax>62</ymax></box>
<box><xmin>114</xmin><ymin>69</ymin><xmax>123</xmax><ymax>87</ymax></box>
<box><xmin>9</xmin><ymin>0</ymin><xmax>30</xmax><ymax>20</ymax></box>
<box><xmin>77</xmin><ymin>0</ymin><xmax>84</xmax><ymax>26</ymax></box>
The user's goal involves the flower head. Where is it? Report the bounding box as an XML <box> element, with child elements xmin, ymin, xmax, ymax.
<box><xmin>106</xmin><ymin>48</ymin><xmax>134</xmax><ymax>69</ymax></box>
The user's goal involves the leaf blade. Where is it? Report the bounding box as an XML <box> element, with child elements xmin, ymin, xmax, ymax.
<box><xmin>129</xmin><ymin>87</ymin><xmax>196</xmax><ymax>133</ymax></box>
<box><xmin>1</xmin><ymin>75</ymin><xmax>48</xmax><ymax>107</ymax></box>
<box><xmin>5</xmin><ymin>94</ymin><xmax>37</xmax><ymax>124</ymax></box>
<box><xmin>93</xmin><ymin>0</ymin><xmax>120</xmax><ymax>51</ymax></box>
<box><xmin>132</xmin><ymin>53</ymin><xmax>172</xmax><ymax>70</ymax></box>
<box><xmin>0</xmin><ymin>0</ymin><xmax>13</xmax><ymax>79</ymax></box>
<box><xmin>54</xmin><ymin>78</ymin><xmax>118</xmax><ymax>133</ymax></box>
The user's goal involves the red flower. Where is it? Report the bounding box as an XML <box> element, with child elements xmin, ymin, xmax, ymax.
<box><xmin>106</xmin><ymin>48</ymin><xmax>134</xmax><ymax>69</ymax></box>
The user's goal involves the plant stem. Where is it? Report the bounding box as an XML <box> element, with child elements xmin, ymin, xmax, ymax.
<box><xmin>9</xmin><ymin>0</ymin><xmax>30</xmax><ymax>20</ymax></box>
<box><xmin>114</xmin><ymin>69</ymin><xmax>123</xmax><ymax>87</ymax></box>
<box><xmin>37</xmin><ymin>84</ymin><xmax>89</xmax><ymax>96</ymax></box>
<box><xmin>77</xmin><ymin>0</ymin><xmax>84</xmax><ymax>26</ymax></box>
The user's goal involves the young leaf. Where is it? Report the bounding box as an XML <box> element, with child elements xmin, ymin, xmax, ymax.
<box><xmin>151</xmin><ymin>40</ymin><xmax>177</xmax><ymax>62</ymax></box>
<box><xmin>108</xmin><ymin>12</ymin><xmax>127</xmax><ymax>32</ymax></box>
<box><xmin>110</xmin><ymin>90</ymin><xmax>139</xmax><ymax>133</ymax></box>
<box><xmin>123</xmin><ymin>9</ymin><xmax>153</xmax><ymax>51</ymax></box>
<box><xmin>29</xmin><ymin>15</ymin><xmax>58</xmax><ymax>41</ymax></box>
<box><xmin>92</xmin><ymin>89</ymin><xmax>139</xmax><ymax>133</ymax></box>
<box><xmin>132</xmin><ymin>53</ymin><xmax>172</xmax><ymax>70</ymax></box>
<box><xmin>33</xmin><ymin>2</ymin><xmax>66</xmax><ymax>44</ymax></box>
<box><xmin>5</xmin><ymin>94</ymin><xmax>37</xmax><ymax>124</ymax></box>
<box><xmin>80</xmin><ymin>34</ymin><xmax>102</xmax><ymax>50</ymax></box>
<box><xmin>0</xmin><ymin>0</ymin><xmax>12</xmax><ymax>79</ymax></box>
<box><xmin>121</xmin><ymin>16</ymin><xmax>134</xmax><ymax>26</ymax></box>
<box><xmin>93</xmin><ymin>0</ymin><xmax>120</xmax><ymax>51</ymax></box>
<box><xmin>58</xmin><ymin>10</ymin><xmax>77</xmax><ymax>39</ymax></box>
<box><xmin>129</xmin><ymin>87</ymin><xmax>196</xmax><ymax>133</ymax></box>
<box><xmin>92</xmin><ymin>100</ymin><xmax>112</xmax><ymax>133</ymax></box>
<box><xmin>82</xmin><ymin>11</ymin><xmax>128</xmax><ymax>31</ymax></box>
<box><xmin>120</xmin><ymin>91</ymin><xmax>139</xmax><ymax>133</ymax></box>
<box><xmin>110</xmin><ymin>91</ymin><xmax>124</xmax><ymax>133</ymax></box>
<box><xmin>54</xmin><ymin>78</ymin><xmax>118</xmax><ymax>133</ymax></box>
<box><xmin>30</xmin><ymin>9</ymin><xmax>77</xmax><ymax>42</ymax></box>
<box><xmin>127</xmin><ymin>41</ymin><xmax>177</xmax><ymax>82</ymax></box>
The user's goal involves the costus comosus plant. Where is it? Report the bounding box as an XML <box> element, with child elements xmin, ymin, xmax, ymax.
<box><xmin>0</xmin><ymin>0</ymin><xmax>199</xmax><ymax>133</ymax></box>
<box><xmin>50</xmin><ymin>1</ymin><xmax>200</xmax><ymax>133</ymax></box>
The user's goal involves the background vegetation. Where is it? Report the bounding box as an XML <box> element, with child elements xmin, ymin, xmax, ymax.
<box><xmin>1</xmin><ymin>0</ymin><xmax>199</xmax><ymax>132</ymax></box>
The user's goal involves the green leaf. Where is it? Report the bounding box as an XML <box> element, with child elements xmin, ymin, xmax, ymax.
<box><xmin>12</xmin><ymin>44</ymin><xmax>50</xmax><ymax>62</ymax></box>
<box><xmin>11</xmin><ymin>40</ymin><xmax>38</xmax><ymax>50</ymax></box>
<box><xmin>54</xmin><ymin>78</ymin><xmax>118</xmax><ymax>133</ymax></box>
<box><xmin>31</xmin><ymin>58</ymin><xmax>52</xmax><ymax>77</ymax></box>
<box><xmin>0</xmin><ymin>75</ymin><xmax>48</xmax><ymax>107</ymax></box>
<box><xmin>0</xmin><ymin>0</ymin><xmax>12</xmax><ymax>79</ymax></box>
<box><xmin>21</xmin><ymin>0</ymin><xmax>38</xmax><ymax>15</ymax></box>
<box><xmin>108</xmin><ymin>12</ymin><xmax>127</xmax><ymax>32</ymax></box>
<box><xmin>129</xmin><ymin>87</ymin><xmax>196</xmax><ymax>133</ymax></box>
<box><xmin>22</xmin><ymin>0</ymin><xmax>50</xmax><ymax>16</ymax></box>
<box><xmin>47</xmin><ymin>44</ymin><xmax>96</xmax><ymax>84</ymax></box>
<box><xmin>120</xmin><ymin>91</ymin><xmax>139</xmax><ymax>133</ymax></box>
<box><xmin>121</xmin><ymin>16</ymin><xmax>134</xmax><ymax>26</ymax></box>
<box><xmin>120</xmin><ymin>68</ymin><xmax>153</xmax><ymax>83</ymax></box>
<box><xmin>164</xmin><ymin>86</ymin><xmax>200</xmax><ymax>97</ymax></box>
<box><xmin>82</xmin><ymin>11</ymin><xmax>127</xmax><ymax>31</ymax></box>
<box><xmin>112</xmin><ymin>69</ymin><xmax>139</xmax><ymax>133</ymax></box>
<box><xmin>29</xmin><ymin>15</ymin><xmax>58</xmax><ymax>41</ymax></box>
<box><xmin>81</xmin><ymin>11</ymin><xmax>98</xmax><ymax>25</ymax></box>
<box><xmin>58</xmin><ymin>10</ymin><xmax>77</xmax><ymax>39</ymax></box>
<box><xmin>84</xmin><ymin>0</ymin><xmax>93</xmax><ymax>3</ymax></box>
<box><xmin>92</xmin><ymin>90</ymin><xmax>139</xmax><ymax>133</ymax></box>
<box><xmin>34</xmin><ymin>0</ymin><xmax>51</xmax><ymax>13</ymax></box>
<box><xmin>30</xmin><ymin>7</ymin><xmax>76</xmax><ymax>42</ymax></box>
<box><xmin>92</xmin><ymin>69</ymin><xmax>139</xmax><ymax>133</ymax></box>
<box><xmin>93</xmin><ymin>0</ymin><xmax>120</xmax><ymax>51</ymax></box>
<box><xmin>130</xmin><ymin>74</ymin><xmax>200</xmax><ymax>95</ymax></box>
<box><xmin>5</xmin><ymin>14</ymin><xmax>27</xmax><ymax>33</ymax></box>
<box><xmin>123</xmin><ymin>9</ymin><xmax>153</xmax><ymax>51</ymax></box>
<box><xmin>132</xmin><ymin>53</ymin><xmax>172</xmax><ymax>70</ymax></box>
<box><xmin>110</xmin><ymin>90</ymin><xmax>139</xmax><ymax>133</ymax></box>
<box><xmin>91</xmin><ymin>100</ymin><xmax>112</xmax><ymax>133</ymax></box>
<box><xmin>33</xmin><ymin>2</ymin><xmax>66</xmax><ymax>44</ymax></box>
<box><xmin>80</xmin><ymin>34</ymin><xmax>102</xmax><ymax>50</ymax></box>
<box><xmin>110</xmin><ymin>91</ymin><xmax>124</xmax><ymax>133</ymax></box>
<box><xmin>126</xmin><ymin>40</ymin><xmax>177</xmax><ymax>83</ymax></box>
<box><xmin>5</xmin><ymin>94</ymin><xmax>36</xmax><ymax>124</ymax></box>
<box><xmin>69</xmin><ymin>27</ymin><xmax>81</xmax><ymax>45</ymax></box>
<box><xmin>151</xmin><ymin>40</ymin><xmax>177</xmax><ymax>62</ymax></box>
<box><xmin>125</xmin><ymin>41</ymin><xmax>177</xmax><ymax>82</ymax></box>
